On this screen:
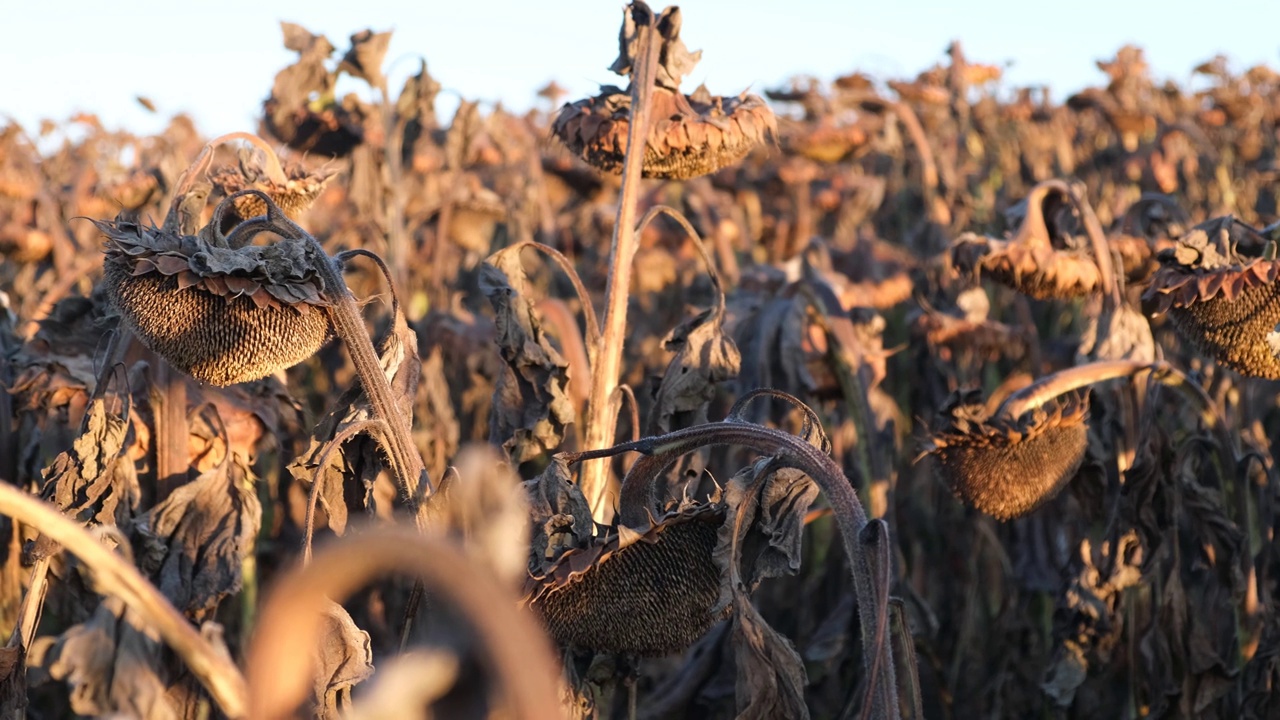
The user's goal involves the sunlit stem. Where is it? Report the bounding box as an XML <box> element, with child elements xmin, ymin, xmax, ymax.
<box><xmin>996</xmin><ymin>360</ymin><xmax>1235</xmax><ymax>465</ymax></box>
<box><xmin>997</xmin><ymin>360</ymin><xmax>1157</xmax><ymax>419</ymax></box>
<box><xmin>579</xmin><ymin>9</ymin><xmax>662</xmax><ymax>524</ymax></box>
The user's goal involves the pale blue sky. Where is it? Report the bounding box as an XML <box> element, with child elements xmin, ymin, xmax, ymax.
<box><xmin>4</xmin><ymin>0</ymin><xmax>1278</xmax><ymax>137</ymax></box>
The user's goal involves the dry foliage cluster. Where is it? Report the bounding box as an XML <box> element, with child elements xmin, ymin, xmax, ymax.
<box><xmin>2</xmin><ymin>3</ymin><xmax>1280</xmax><ymax>718</ymax></box>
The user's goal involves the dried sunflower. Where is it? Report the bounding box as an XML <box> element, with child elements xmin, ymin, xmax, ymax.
<box><xmin>93</xmin><ymin>133</ymin><xmax>360</xmax><ymax>387</ymax></box>
<box><xmin>923</xmin><ymin>389</ymin><xmax>1090</xmax><ymax>520</ymax></box>
<box><xmin>951</xmin><ymin>180</ymin><xmax>1104</xmax><ymax>299</ymax></box>
<box><xmin>913</xmin><ymin>288</ymin><xmax>1030</xmax><ymax>364</ymax></box>
<box><xmin>552</xmin><ymin>4</ymin><xmax>775</xmax><ymax>180</ymax></box>
<box><xmin>1110</xmin><ymin>193</ymin><xmax>1188</xmax><ymax>283</ymax></box>
<box><xmin>97</xmin><ymin>194</ymin><xmax>333</xmax><ymax>387</ymax></box>
<box><xmin>526</xmin><ymin>500</ymin><xmax>727</xmax><ymax>655</ymax></box>
<box><xmin>782</xmin><ymin>116</ymin><xmax>869</xmax><ymax>164</ymax></box>
<box><xmin>1142</xmin><ymin>216</ymin><xmax>1280</xmax><ymax>378</ymax></box>
<box><xmin>207</xmin><ymin>133</ymin><xmax>336</xmax><ymax>221</ymax></box>
<box><xmin>524</xmin><ymin>392</ymin><xmax>872</xmax><ymax>661</ymax></box>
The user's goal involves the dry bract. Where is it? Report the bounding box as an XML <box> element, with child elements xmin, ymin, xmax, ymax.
<box><xmin>924</xmin><ymin>389</ymin><xmax>1090</xmax><ymax>520</ymax></box>
<box><xmin>1142</xmin><ymin>216</ymin><xmax>1280</xmax><ymax>378</ymax></box>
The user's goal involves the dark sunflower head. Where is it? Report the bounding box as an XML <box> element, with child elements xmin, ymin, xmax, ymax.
<box><xmin>97</xmin><ymin>192</ymin><xmax>334</xmax><ymax>386</ymax></box>
<box><xmin>524</xmin><ymin>504</ymin><xmax>726</xmax><ymax>656</ymax></box>
<box><xmin>1142</xmin><ymin>216</ymin><xmax>1280</xmax><ymax>378</ymax></box>
<box><xmin>924</xmin><ymin>389</ymin><xmax>1090</xmax><ymax>520</ymax></box>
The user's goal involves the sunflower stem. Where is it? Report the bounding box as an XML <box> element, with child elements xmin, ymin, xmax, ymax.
<box><xmin>997</xmin><ymin>360</ymin><xmax>1154</xmax><ymax>419</ymax></box>
<box><xmin>580</xmin><ymin>4</ymin><xmax>662</xmax><ymax>524</ymax></box>
<box><xmin>316</xmin><ymin>253</ymin><xmax>430</xmax><ymax>529</ymax></box>
<box><xmin>997</xmin><ymin>360</ymin><xmax>1236</xmax><ymax>470</ymax></box>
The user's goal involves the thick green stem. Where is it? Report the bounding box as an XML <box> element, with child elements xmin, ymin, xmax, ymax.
<box><xmin>579</xmin><ymin>12</ymin><xmax>662</xmax><ymax>523</ymax></box>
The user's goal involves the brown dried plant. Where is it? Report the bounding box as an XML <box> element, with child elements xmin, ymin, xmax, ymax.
<box><xmin>1143</xmin><ymin>215</ymin><xmax>1280</xmax><ymax>378</ymax></box>
<box><xmin>7</xmin><ymin>12</ymin><xmax>1280</xmax><ymax>720</ymax></box>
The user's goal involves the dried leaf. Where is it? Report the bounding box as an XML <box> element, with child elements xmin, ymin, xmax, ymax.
<box><xmin>524</xmin><ymin>456</ymin><xmax>593</xmax><ymax>571</ymax></box>
<box><xmin>339</xmin><ymin>29</ymin><xmax>393</xmax><ymax>89</ymax></box>
<box><xmin>730</xmin><ymin>592</ymin><xmax>810</xmax><ymax>720</ymax></box>
<box><xmin>608</xmin><ymin>4</ymin><xmax>702</xmax><ymax>90</ymax></box>
<box><xmin>27</xmin><ymin>397</ymin><xmax>138</xmax><ymax>561</ymax></box>
<box><xmin>34</xmin><ymin>597</ymin><xmax>224</xmax><ymax>719</ymax></box>
<box><xmin>312</xmin><ymin>600</ymin><xmax>374</xmax><ymax>718</ymax></box>
<box><xmin>479</xmin><ymin>244</ymin><xmax>575</xmax><ymax>464</ymax></box>
<box><xmin>688</xmin><ymin>424</ymin><xmax>822</xmax><ymax>720</ymax></box>
<box><xmin>136</xmin><ymin>447</ymin><xmax>261</xmax><ymax>618</ymax></box>
<box><xmin>281</xmin><ymin>21</ymin><xmax>329</xmax><ymax>55</ymax></box>
<box><xmin>735</xmin><ymin>296</ymin><xmax>818</xmax><ymax>413</ymax></box>
<box><xmin>714</xmin><ymin>460</ymin><xmax>818</xmax><ymax>609</ymax></box>
<box><xmin>714</xmin><ymin>457</ymin><xmax>816</xmax><ymax>720</ymax></box>
<box><xmin>648</xmin><ymin>304</ymin><xmax>741</xmax><ymax>434</ymax></box>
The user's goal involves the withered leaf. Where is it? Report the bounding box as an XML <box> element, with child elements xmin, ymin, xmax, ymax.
<box><xmin>479</xmin><ymin>244</ymin><xmax>575</xmax><ymax>464</ymax></box>
<box><xmin>136</xmin><ymin>447</ymin><xmax>262</xmax><ymax>618</ymax></box>
<box><xmin>396</xmin><ymin>59</ymin><xmax>442</xmax><ymax>131</ymax></box>
<box><xmin>312</xmin><ymin>600</ymin><xmax>374</xmax><ymax>718</ymax></box>
<box><xmin>648</xmin><ymin>303</ymin><xmax>741</xmax><ymax>434</ymax></box>
<box><xmin>731</xmin><ymin>593</ymin><xmax>810</xmax><ymax>720</ymax></box>
<box><xmin>713</xmin><ymin>454</ymin><xmax>818</xmax><ymax>720</ymax></box>
<box><xmin>339</xmin><ymin>29</ymin><xmax>393</xmax><ymax>89</ymax></box>
<box><xmin>524</xmin><ymin>456</ymin><xmax>593</xmax><ymax>572</ymax></box>
<box><xmin>735</xmin><ymin>296</ymin><xmax>818</xmax><ymax>415</ymax></box>
<box><xmin>268</xmin><ymin>22</ymin><xmax>338</xmax><ymax>138</ymax></box>
<box><xmin>34</xmin><ymin>597</ymin><xmax>211</xmax><ymax>720</ymax></box>
<box><xmin>28</xmin><ymin>397</ymin><xmax>138</xmax><ymax>561</ymax></box>
<box><xmin>609</xmin><ymin>3</ymin><xmax>702</xmax><ymax>91</ymax></box>
<box><xmin>281</xmin><ymin>21</ymin><xmax>332</xmax><ymax>55</ymax></box>
<box><xmin>714</xmin><ymin>460</ymin><xmax>818</xmax><ymax>605</ymax></box>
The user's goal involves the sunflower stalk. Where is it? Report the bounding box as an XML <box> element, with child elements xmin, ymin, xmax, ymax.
<box><xmin>314</xmin><ymin>253</ymin><xmax>431</xmax><ymax>524</ymax></box>
<box><xmin>222</xmin><ymin>191</ymin><xmax>431</xmax><ymax>525</ymax></box>
<box><xmin>996</xmin><ymin>359</ymin><xmax>1236</xmax><ymax>477</ymax></box>
<box><xmin>579</xmin><ymin>2</ymin><xmax>663</xmax><ymax>524</ymax></box>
